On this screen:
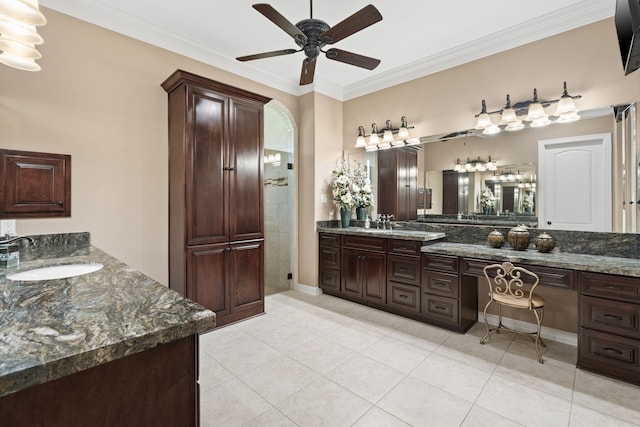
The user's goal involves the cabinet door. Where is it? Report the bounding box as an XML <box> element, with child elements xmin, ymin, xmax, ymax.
<box><xmin>362</xmin><ymin>251</ymin><xmax>387</xmax><ymax>304</ymax></box>
<box><xmin>187</xmin><ymin>243</ymin><xmax>228</xmax><ymax>318</ymax></box>
<box><xmin>228</xmin><ymin>98</ymin><xmax>264</xmax><ymax>242</ymax></box>
<box><xmin>186</xmin><ymin>87</ymin><xmax>229</xmax><ymax>246</ymax></box>
<box><xmin>0</xmin><ymin>149</ymin><xmax>71</xmax><ymax>218</ymax></box>
<box><xmin>229</xmin><ymin>239</ymin><xmax>265</xmax><ymax>316</ymax></box>
<box><xmin>341</xmin><ymin>249</ymin><xmax>363</xmax><ymax>299</ymax></box>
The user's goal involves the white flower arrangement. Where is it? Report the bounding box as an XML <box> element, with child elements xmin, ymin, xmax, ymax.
<box><xmin>522</xmin><ymin>192</ymin><xmax>535</xmax><ymax>212</ymax></box>
<box><xmin>480</xmin><ymin>185</ymin><xmax>496</xmax><ymax>209</ymax></box>
<box><xmin>330</xmin><ymin>160</ymin><xmax>374</xmax><ymax>210</ymax></box>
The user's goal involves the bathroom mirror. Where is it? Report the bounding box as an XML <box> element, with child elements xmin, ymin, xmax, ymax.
<box><xmin>356</xmin><ymin>102</ymin><xmax>637</xmax><ymax>232</ymax></box>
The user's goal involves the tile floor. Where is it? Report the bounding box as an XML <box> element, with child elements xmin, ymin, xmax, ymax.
<box><xmin>199</xmin><ymin>291</ymin><xmax>640</xmax><ymax>426</ymax></box>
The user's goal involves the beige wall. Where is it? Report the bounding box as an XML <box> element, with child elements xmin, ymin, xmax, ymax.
<box><xmin>0</xmin><ymin>8</ymin><xmax>298</xmax><ymax>284</ymax></box>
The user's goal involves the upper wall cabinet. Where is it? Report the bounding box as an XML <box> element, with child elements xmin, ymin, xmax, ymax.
<box><xmin>0</xmin><ymin>149</ymin><xmax>71</xmax><ymax>218</ymax></box>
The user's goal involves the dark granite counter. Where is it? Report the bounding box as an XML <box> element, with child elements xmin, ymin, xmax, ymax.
<box><xmin>0</xmin><ymin>233</ymin><xmax>215</xmax><ymax>398</ymax></box>
<box><xmin>317</xmin><ymin>226</ymin><xmax>445</xmax><ymax>242</ymax></box>
<box><xmin>422</xmin><ymin>242</ymin><xmax>640</xmax><ymax>277</ymax></box>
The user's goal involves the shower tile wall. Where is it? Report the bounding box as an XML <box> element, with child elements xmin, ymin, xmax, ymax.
<box><xmin>264</xmin><ymin>152</ymin><xmax>292</xmax><ymax>294</ymax></box>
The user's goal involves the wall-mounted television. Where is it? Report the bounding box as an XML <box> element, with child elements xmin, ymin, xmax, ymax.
<box><xmin>615</xmin><ymin>0</ymin><xmax>640</xmax><ymax>75</ymax></box>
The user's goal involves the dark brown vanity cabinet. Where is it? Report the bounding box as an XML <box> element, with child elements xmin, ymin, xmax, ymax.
<box><xmin>163</xmin><ymin>70</ymin><xmax>270</xmax><ymax>328</ymax></box>
<box><xmin>422</xmin><ymin>253</ymin><xmax>477</xmax><ymax>332</ymax></box>
<box><xmin>341</xmin><ymin>236</ymin><xmax>386</xmax><ymax>304</ymax></box>
<box><xmin>387</xmin><ymin>240</ymin><xmax>422</xmax><ymax>314</ymax></box>
<box><xmin>578</xmin><ymin>271</ymin><xmax>640</xmax><ymax>385</ymax></box>
<box><xmin>0</xmin><ymin>149</ymin><xmax>71</xmax><ymax>218</ymax></box>
<box><xmin>319</xmin><ymin>233</ymin><xmax>341</xmax><ymax>293</ymax></box>
<box><xmin>377</xmin><ymin>147</ymin><xmax>418</xmax><ymax>221</ymax></box>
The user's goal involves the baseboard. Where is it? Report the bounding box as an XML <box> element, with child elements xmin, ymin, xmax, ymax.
<box><xmin>481</xmin><ymin>311</ymin><xmax>577</xmax><ymax>347</ymax></box>
<box><xmin>294</xmin><ymin>283</ymin><xmax>323</xmax><ymax>296</ymax></box>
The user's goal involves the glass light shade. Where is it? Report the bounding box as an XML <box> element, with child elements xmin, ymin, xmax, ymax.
<box><xmin>482</xmin><ymin>123</ymin><xmax>501</xmax><ymax>135</ymax></box>
<box><xmin>505</xmin><ymin>120</ymin><xmax>525</xmax><ymax>132</ymax></box>
<box><xmin>382</xmin><ymin>129</ymin><xmax>393</xmax><ymax>142</ymax></box>
<box><xmin>365</xmin><ymin>143</ymin><xmax>378</xmax><ymax>152</ymax></box>
<box><xmin>530</xmin><ymin>117</ymin><xmax>551</xmax><ymax>128</ymax></box>
<box><xmin>377</xmin><ymin>141</ymin><xmax>391</xmax><ymax>150</ymax></box>
<box><xmin>490</xmin><ymin>174</ymin><xmax>499</xmax><ymax>181</ymax></box>
<box><xmin>525</xmin><ymin>102</ymin><xmax>547</xmax><ymax>121</ymax></box>
<box><xmin>391</xmin><ymin>140</ymin><xmax>405</xmax><ymax>147</ymax></box>
<box><xmin>0</xmin><ymin>51</ymin><xmax>39</xmax><ymax>70</ymax></box>
<box><xmin>554</xmin><ymin>95</ymin><xmax>578</xmax><ymax>116</ymax></box>
<box><xmin>397</xmin><ymin>126</ymin><xmax>409</xmax><ymax>139</ymax></box>
<box><xmin>475</xmin><ymin>112</ymin><xmax>493</xmax><ymax>129</ymax></box>
<box><xmin>453</xmin><ymin>159</ymin><xmax>463</xmax><ymax>172</ymax></box>
<box><xmin>556</xmin><ymin>111</ymin><xmax>580</xmax><ymax>123</ymax></box>
<box><xmin>499</xmin><ymin>108</ymin><xmax>517</xmax><ymax>125</ymax></box>
<box><xmin>0</xmin><ymin>16</ymin><xmax>42</xmax><ymax>44</ymax></box>
<box><xmin>465</xmin><ymin>160</ymin><xmax>474</xmax><ymax>171</ymax></box>
<box><xmin>475</xmin><ymin>163</ymin><xmax>486</xmax><ymax>172</ymax></box>
<box><xmin>368</xmin><ymin>132</ymin><xmax>379</xmax><ymax>145</ymax></box>
<box><xmin>0</xmin><ymin>37</ymin><xmax>40</xmax><ymax>58</ymax></box>
<box><xmin>405</xmin><ymin>138</ymin><xmax>420</xmax><ymax>145</ymax></box>
<box><xmin>486</xmin><ymin>159</ymin><xmax>497</xmax><ymax>171</ymax></box>
<box><xmin>0</xmin><ymin>0</ymin><xmax>47</xmax><ymax>26</ymax></box>
<box><xmin>355</xmin><ymin>135</ymin><xmax>366</xmax><ymax>148</ymax></box>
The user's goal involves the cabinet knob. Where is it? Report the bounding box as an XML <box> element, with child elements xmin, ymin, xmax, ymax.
<box><xmin>547</xmin><ymin>221</ymin><xmax>552</xmax><ymax>225</ymax></box>
<box><xmin>223</xmin><ymin>166</ymin><xmax>235</xmax><ymax>171</ymax></box>
<box><xmin>57</xmin><ymin>201</ymin><xmax>63</xmax><ymax>206</ymax></box>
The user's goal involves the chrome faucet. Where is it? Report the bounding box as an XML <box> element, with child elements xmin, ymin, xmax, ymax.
<box><xmin>0</xmin><ymin>235</ymin><xmax>35</xmax><ymax>246</ymax></box>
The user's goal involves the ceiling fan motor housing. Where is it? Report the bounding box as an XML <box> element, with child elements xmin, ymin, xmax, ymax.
<box><xmin>296</xmin><ymin>18</ymin><xmax>330</xmax><ymax>59</ymax></box>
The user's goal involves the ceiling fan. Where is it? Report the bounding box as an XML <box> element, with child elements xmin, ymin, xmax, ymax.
<box><xmin>236</xmin><ymin>1</ymin><xmax>383</xmax><ymax>85</ymax></box>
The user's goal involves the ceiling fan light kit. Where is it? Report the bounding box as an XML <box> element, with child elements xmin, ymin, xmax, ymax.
<box><xmin>236</xmin><ymin>1</ymin><xmax>383</xmax><ymax>85</ymax></box>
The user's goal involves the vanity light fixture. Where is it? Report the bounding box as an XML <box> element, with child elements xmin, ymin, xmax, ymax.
<box><xmin>474</xmin><ymin>82</ymin><xmax>582</xmax><ymax>133</ymax></box>
<box><xmin>0</xmin><ymin>0</ymin><xmax>46</xmax><ymax>72</ymax></box>
<box><xmin>355</xmin><ymin>116</ymin><xmax>415</xmax><ymax>150</ymax></box>
<box><xmin>454</xmin><ymin>156</ymin><xmax>497</xmax><ymax>173</ymax></box>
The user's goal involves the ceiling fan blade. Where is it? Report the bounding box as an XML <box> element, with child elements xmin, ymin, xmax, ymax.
<box><xmin>300</xmin><ymin>57</ymin><xmax>317</xmax><ymax>85</ymax></box>
<box><xmin>237</xmin><ymin>48</ymin><xmax>298</xmax><ymax>61</ymax></box>
<box><xmin>325</xmin><ymin>48</ymin><xmax>380</xmax><ymax>70</ymax></box>
<box><xmin>320</xmin><ymin>4</ymin><xmax>382</xmax><ymax>44</ymax></box>
<box><xmin>253</xmin><ymin>4</ymin><xmax>308</xmax><ymax>45</ymax></box>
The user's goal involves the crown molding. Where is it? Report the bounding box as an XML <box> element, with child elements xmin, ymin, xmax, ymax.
<box><xmin>41</xmin><ymin>0</ymin><xmax>614</xmax><ymax>102</ymax></box>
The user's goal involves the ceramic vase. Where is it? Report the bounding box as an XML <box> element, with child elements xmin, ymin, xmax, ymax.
<box><xmin>356</xmin><ymin>206</ymin><xmax>366</xmax><ymax>220</ymax></box>
<box><xmin>340</xmin><ymin>207</ymin><xmax>352</xmax><ymax>228</ymax></box>
<box><xmin>508</xmin><ymin>224</ymin><xmax>530</xmax><ymax>251</ymax></box>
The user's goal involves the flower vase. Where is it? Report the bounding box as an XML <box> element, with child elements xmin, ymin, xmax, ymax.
<box><xmin>340</xmin><ymin>207</ymin><xmax>352</xmax><ymax>228</ymax></box>
<box><xmin>356</xmin><ymin>206</ymin><xmax>366</xmax><ymax>221</ymax></box>
<box><xmin>483</xmin><ymin>206</ymin><xmax>490</xmax><ymax>215</ymax></box>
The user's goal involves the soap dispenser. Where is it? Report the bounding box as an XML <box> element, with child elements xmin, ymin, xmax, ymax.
<box><xmin>0</xmin><ymin>244</ymin><xmax>20</xmax><ymax>268</ymax></box>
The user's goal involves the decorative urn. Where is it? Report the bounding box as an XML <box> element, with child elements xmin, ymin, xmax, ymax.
<box><xmin>487</xmin><ymin>229</ymin><xmax>505</xmax><ymax>248</ymax></box>
<box><xmin>507</xmin><ymin>224</ymin><xmax>530</xmax><ymax>251</ymax></box>
<box><xmin>535</xmin><ymin>231</ymin><xmax>556</xmax><ymax>253</ymax></box>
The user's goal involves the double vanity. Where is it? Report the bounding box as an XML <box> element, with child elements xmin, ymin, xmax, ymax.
<box><xmin>0</xmin><ymin>233</ymin><xmax>215</xmax><ymax>426</ymax></box>
<box><xmin>318</xmin><ymin>222</ymin><xmax>640</xmax><ymax>386</ymax></box>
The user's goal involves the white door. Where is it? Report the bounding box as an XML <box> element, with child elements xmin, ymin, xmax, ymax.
<box><xmin>538</xmin><ymin>133</ymin><xmax>611</xmax><ymax>232</ymax></box>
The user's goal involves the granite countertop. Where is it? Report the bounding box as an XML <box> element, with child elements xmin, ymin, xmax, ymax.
<box><xmin>0</xmin><ymin>235</ymin><xmax>215</xmax><ymax>398</ymax></box>
<box><xmin>317</xmin><ymin>226</ymin><xmax>445</xmax><ymax>242</ymax></box>
<box><xmin>422</xmin><ymin>242</ymin><xmax>640</xmax><ymax>277</ymax></box>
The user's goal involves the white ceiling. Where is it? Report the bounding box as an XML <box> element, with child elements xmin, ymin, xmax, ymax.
<box><xmin>40</xmin><ymin>0</ymin><xmax>615</xmax><ymax>100</ymax></box>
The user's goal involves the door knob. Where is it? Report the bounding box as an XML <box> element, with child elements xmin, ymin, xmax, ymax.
<box><xmin>547</xmin><ymin>221</ymin><xmax>552</xmax><ymax>225</ymax></box>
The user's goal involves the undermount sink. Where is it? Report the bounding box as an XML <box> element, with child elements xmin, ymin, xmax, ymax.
<box><xmin>7</xmin><ymin>263</ymin><xmax>104</xmax><ymax>281</ymax></box>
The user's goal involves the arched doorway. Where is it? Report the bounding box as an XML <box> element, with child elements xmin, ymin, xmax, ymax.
<box><xmin>264</xmin><ymin>101</ymin><xmax>297</xmax><ymax>294</ymax></box>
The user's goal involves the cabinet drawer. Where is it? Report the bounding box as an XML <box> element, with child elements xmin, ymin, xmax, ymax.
<box><xmin>319</xmin><ymin>246</ymin><xmax>340</xmax><ymax>269</ymax></box>
<box><xmin>581</xmin><ymin>295</ymin><xmax>640</xmax><ymax>338</ymax></box>
<box><xmin>422</xmin><ymin>254</ymin><xmax>458</xmax><ymax>273</ymax></box>
<box><xmin>423</xmin><ymin>271</ymin><xmax>459</xmax><ymax>298</ymax></box>
<box><xmin>388</xmin><ymin>255</ymin><xmax>420</xmax><ymax>286</ymax></box>
<box><xmin>579</xmin><ymin>328</ymin><xmax>640</xmax><ymax>383</ymax></box>
<box><xmin>343</xmin><ymin>235</ymin><xmax>386</xmax><ymax>252</ymax></box>
<box><xmin>319</xmin><ymin>267</ymin><xmax>340</xmax><ymax>292</ymax></box>
<box><xmin>388</xmin><ymin>240</ymin><xmax>422</xmax><ymax>257</ymax></box>
<box><xmin>526</xmin><ymin>264</ymin><xmax>574</xmax><ymax>290</ymax></box>
<box><xmin>460</xmin><ymin>258</ymin><xmax>491</xmax><ymax>277</ymax></box>
<box><xmin>422</xmin><ymin>293</ymin><xmax>459</xmax><ymax>326</ymax></box>
<box><xmin>319</xmin><ymin>233</ymin><xmax>340</xmax><ymax>247</ymax></box>
<box><xmin>579</xmin><ymin>271</ymin><xmax>640</xmax><ymax>302</ymax></box>
<box><xmin>387</xmin><ymin>281</ymin><xmax>421</xmax><ymax>314</ymax></box>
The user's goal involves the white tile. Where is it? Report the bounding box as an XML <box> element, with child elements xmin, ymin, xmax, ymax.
<box><xmin>325</xmin><ymin>354</ymin><xmax>405</xmax><ymax>403</ymax></box>
<box><xmin>238</xmin><ymin>354</ymin><xmax>320</xmax><ymax>405</ymax></box>
<box><xmin>326</xmin><ymin>323</ymin><xmax>385</xmax><ymax>352</ymax></box>
<box><xmin>243</xmin><ymin>408</ymin><xmax>298</xmax><ymax>427</ymax></box>
<box><xmin>434</xmin><ymin>332</ymin><xmax>509</xmax><ymax>372</ymax></box>
<box><xmin>494</xmin><ymin>351</ymin><xmax>575</xmax><ymax>401</ymax></box>
<box><xmin>277</xmin><ymin>377</ymin><xmax>372</xmax><ymax>427</ymax></box>
<box><xmin>352</xmin><ymin>406</ymin><xmax>412</xmax><ymax>427</ymax></box>
<box><xmin>377</xmin><ymin>376</ymin><xmax>472</xmax><ymax>427</ymax></box>
<box><xmin>199</xmin><ymin>378</ymin><xmax>271</xmax><ymax>427</ymax></box>
<box><xmin>507</xmin><ymin>337</ymin><xmax>577</xmax><ymax>370</ymax></box>
<box><xmin>387</xmin><ymin>320</ymin><xmax>453</xmax><ymax>351</ymax></box>
<box><xmin>206</xmin><ymin>334</ymin><xmax>281</xmax><ymax>376</ymax></box>
<box><xmin>199</xmin><ymin>351</ymin><xmax>234</xmax><ymax>392</ymax></box>
<box><xmin>460</xmin><ymin>405</ymin><xmax>524</xmax><ymax>427</ymax></box>
<box><xmin>573</xmin><ymin>369</ymin><xmax>640</xmax><ymax>425</ymax></box>
<box><xmin>569</xmin><ymin>403</ymin><xmax>638</xmax><ymax>427</ymax></box>
<box><xmin>288</xmin><ymin>336</ymin><xmax>358</xmax><ymax>375</ymax></box>
<box><xmin>476</xmin><ymin>376</ymin><xmax>571</xmax><ymax>427</ymax></box>
<box><xmin>250</xmin><ymin>320</ymin><xmax>319</xmax><ymax>352</ymax></box>
<box><xmin>199</xmin><ymin>325</ymin><xmax>252</xmax><ymax>356</ymax></box>
<box><xmin>410</xmin><ymin>353</ymin><xmax>492</xmax><ymax>403</ymax></box>
<box><xmin>360</xmin><ymin>335</ymin><xmax>430</xmax><ymax>374</ymax></box>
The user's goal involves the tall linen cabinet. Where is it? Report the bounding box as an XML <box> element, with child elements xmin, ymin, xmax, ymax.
<box><xmin>162</xmin><ymin>70</ymin><xmax>271</xmax><ymax>328</ymax></box>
